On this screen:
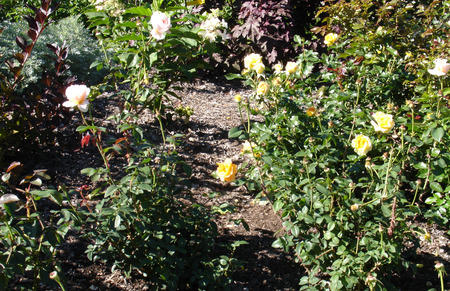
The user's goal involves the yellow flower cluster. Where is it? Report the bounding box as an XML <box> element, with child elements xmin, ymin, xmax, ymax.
<box><xmin>244</xmin><ymin>53</ymin><xmax>264</xmax><ymax>74</ymax></box>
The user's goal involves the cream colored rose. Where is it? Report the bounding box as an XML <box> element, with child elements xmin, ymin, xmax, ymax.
<box><xmin>371</xmin><ymin>111</ymin><xmax>394</xmax><ymax>133</ymax></box>
<box><xmin>151</xmin><ymin>11</ymin><xmax>171</xmax><ymax>40</ymax></box>
<box><xmin>324</xmin><ymin>33</ymin><xmax>338</xmax><ymax>46</ymax></box>
<box><xmin>428</xmin><ymin>58</ymin><xmax>450</xmax><ymax>76</ymax></box>
<box><xmin>351</xmin><ymin>134</ymin><xmax>372</xmax><ymax>156</ymax></box>
<box><xmin>244</xmin><ymin>53</ymin><xmax>263</xmax><ymax>70</ymax></box>
<box><xmin>216</xmin><ymin>159</ymin><xmax>238</xmax><ymax>182</ymax></box>
<box><xmin>63</xmin><ymin>84</ymin><xmax>90</xmax><ymax>112</ymax></box>
<box><xmin>257</xmin><ymin>82</ymin><xmax>269</xmax><ymax>95</ymax></box>
<box><xmin>285</xmin><ymin>61</ymin><xmax>298</xmax><ymax>75</ymax></box>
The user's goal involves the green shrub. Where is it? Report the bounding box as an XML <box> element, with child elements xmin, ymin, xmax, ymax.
<box><xmin>0</xmin><ymin>15</ymin><xmax>106</xmax><ymax>90</ymax></box>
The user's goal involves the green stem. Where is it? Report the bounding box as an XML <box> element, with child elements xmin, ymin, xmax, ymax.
<box><xmin>436</xmin><ymin>78</ymin><xmax>444</xmax><ymax>118</ymax></box>
<box><xmin>347</xmin><ymin>83</ymin><xmax>361</xmax><ymax>144</ymax></box>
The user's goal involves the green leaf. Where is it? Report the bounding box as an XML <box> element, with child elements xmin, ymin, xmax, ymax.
<box><xmin>316</xmin><ymin>184</ymin><xmax>329</xmax><ymax>194</ymax></box>
<box><xmin>431</xmin><ymin>127</ymin><xmax>444</xmax><ymax>142</ymax></box>
<box><xmin>225</xmin><ymin>73</ymin><xmax>244</xmax><ymax>80</ymax></box>
<box><xmin>114</xmin><ymin>214</ymin><xmax>122</xmax><ymax>229</ymax></box>
<box><xmin>228</xmin><ymin>127</ymin><xmax>242</xmax><ymax>138</ymax></box>
<box><xmin>124</xmin><ymin>6</ymin><xmax>153</xmax><ymax>16</ymax></box>
<box><xmin>105</xmin><ymin>185</ymin><xmax>118</xmax><ymax>197</ymax></box>
<box><xmin>430</xmin><ymin>181</ymin><xmax>443</xmax><ymax>192</ymax></box>
<box><xmin>273</xmin><ymin>200</ymin><xmax>284</xmax><ymax>212</ymax></box>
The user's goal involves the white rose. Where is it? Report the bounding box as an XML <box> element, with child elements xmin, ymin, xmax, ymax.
<box><xmin>151</xmin><ymin>11</ymin><xmax>171</xmax><ymax>40</ymax></box>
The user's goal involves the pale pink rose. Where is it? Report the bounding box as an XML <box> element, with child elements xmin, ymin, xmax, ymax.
<box><xmin>151</xmin><ymin>11</ymin><xmax>171</xmax><ymax>40</ymax></box>
<box><xmin>63</xmin><ymin>85</ymin><xmax>90</xmax><ymax>112</ymax></box>
<box><xmin>428</xmin><ymin>58</ymin><xmax>450</xmax><ymax>76</ymax></box>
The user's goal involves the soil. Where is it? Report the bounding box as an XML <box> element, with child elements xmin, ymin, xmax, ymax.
<box><xmin>6</xmin><ymin>75</ymin><xmax>450</xmax><ymax>290</ymax></box>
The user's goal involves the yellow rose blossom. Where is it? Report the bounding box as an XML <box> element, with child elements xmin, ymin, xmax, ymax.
<box><xmin>428</xmin><ymin>58</ymin><xmax>450</xmax><ymax>76</ymax></box>
<box><xmin>324</xmin><ymin>33</ymin><xmax>338</xmax><ymax>46</ymax></box>
<box><xmin>273</xmin><ymin>63</ymin><xmax>283</xmax><ymax>73</ymax></box>
<box><xmin>244</xmin><ymin>53</ymin><xmax>263</xmax><ymax>70</ymax></box>
<box><xmin>257</xmin><ymin>82</ymin><xmax>269</xmax><ymax>95</ymax></box>
<box><xmin>371</xmin><ymin>111</ymin><xmax>394</xmax><ymax>133</ymax></box>
<box><xmin>254</xmin><ymin>62</ymin><xmax>265</xmax><ymax>74</ymax></box>
<box><xmin>216</xmin><ymin>159</ymin><xmax>238</xmax><ymax>182</ymax></box>
<box><xmin>285</xmin><ymin>61</ymin><xmax>298</xmax><ymax>75</ymax></box>
<box><xmin>351</xmin><ymin>134</ymin><xmax>372</xmax><ymax>156</ymax></box>
<box><xmin>234</xmin><ymin>94</ymin><xmax>242</xmax><ymax>103</ymax></box>
<box><xmin>306</xmin><ymin>107</ymin><xmax>317</xmax><ymax>117</ymax></box>
<box><xmin>272</xmin><ymin>77</ymin><xmax>281</xmax><ymax>86</ymax></box>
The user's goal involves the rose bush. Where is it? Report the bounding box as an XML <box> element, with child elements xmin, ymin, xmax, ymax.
<box><xmin>228</xmin><ymin>0</ymin><xmax>450</xmax><ymax>289</ymax></box>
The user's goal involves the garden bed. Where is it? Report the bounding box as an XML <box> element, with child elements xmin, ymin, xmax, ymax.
<box><xmin>9</xmin><ymin>76</ymin><xmax>449</xmax><ymax>290</ymax></box>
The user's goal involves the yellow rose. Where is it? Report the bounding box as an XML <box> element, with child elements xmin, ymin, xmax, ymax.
<box><xmin>371</xmin><ymin>111</ymin><xmax>394</xmax><ymax>133</ymax></box>
<box><xmin>285</xmin><ymin>61</ymin><xmax>298</xmax><ymax>75</ymax></box>
<box><xmin>273</xmin><ymin>63</ymin><xmax>283</xmax><ymax>73</ymax></box>
<box><xmin>306</xmin><ymin>107</ymin><xmax>317</xmax><ymax>117</ymax></box>
<box><xmin>257</xmin><ymin>82</ymin><xmax>269</xmax><ymax>95</ymax></box>
<box><xmin>216</xmin><ymin>159</ymin><xmax>238</xmax><ymax>182</ymax></box>
<box><xmin>244</xmin><ymin>53</ymin><xmax>263</xmax><ymax>70</ymax></box>
<box><xmin>272</xmin><ymin>77</ymin><xmax>281</xmax><ymax>86</ymax></box>
<box><xmin>324</xmin><ymin>33</ymin><xmax>338</xmax><ymax>46</ymax></box>
<box><xmin>351</xmin><ymin>134</ymin><xmax>372</xmax><ymax>156</ymax></box>
<box><xmin>254</xmin><ymin>62</ymin><xmax>265</xmax><ymax>74</ymax></box>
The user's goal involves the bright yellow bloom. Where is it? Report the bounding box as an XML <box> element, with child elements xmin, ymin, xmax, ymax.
<box><xmin>428</xmin><ymin>58</ymin><xmax>450</xmax><ymax>76</ymax></box>
<box><xmin>351</xmin><ymin>134</ymin><xmax>372</xmax><ymax>156</ymax></box>
<box><xmin>244</xmin><ymin>53</ymin><xmax>263</xmax><ymax>70</ymax></box>
<box><xmin>216</xmin><ymin>159</ymin><xmax>238</xmax><ymax>182</ymax></box>
<box><xmin>371</xmin><ymin>111</ymin><xmax>394</xmax><ymax>133</ymax></box>
<box><xmin>285</xmin><ymin>61</ymin><xmax>298</xmax><ymax>75</ymax></box>
<box><xmin>306</xmin><ymin>107</ymin><xmax>317</xmax><ymax>117</ymax></box>
<box><xmin>324</xmin><ymin>33</ymin><xmax>338</xmax><ymax>46</ymax></box>
<box><xmin>257</xmin><ymin>82</ymin><xmax>269</xmax><ymax>95</ymax></box>
<box><xmin>234</xmin><ymin>94</ymin><xmax>242</xmax><ymax>103</ymax></box>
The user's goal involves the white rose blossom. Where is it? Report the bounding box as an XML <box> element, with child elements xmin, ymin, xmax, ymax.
<box><xmin>151</xmin><ymin>11</ymin><xmax>171</xmax><ymax>40</ymax></box>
